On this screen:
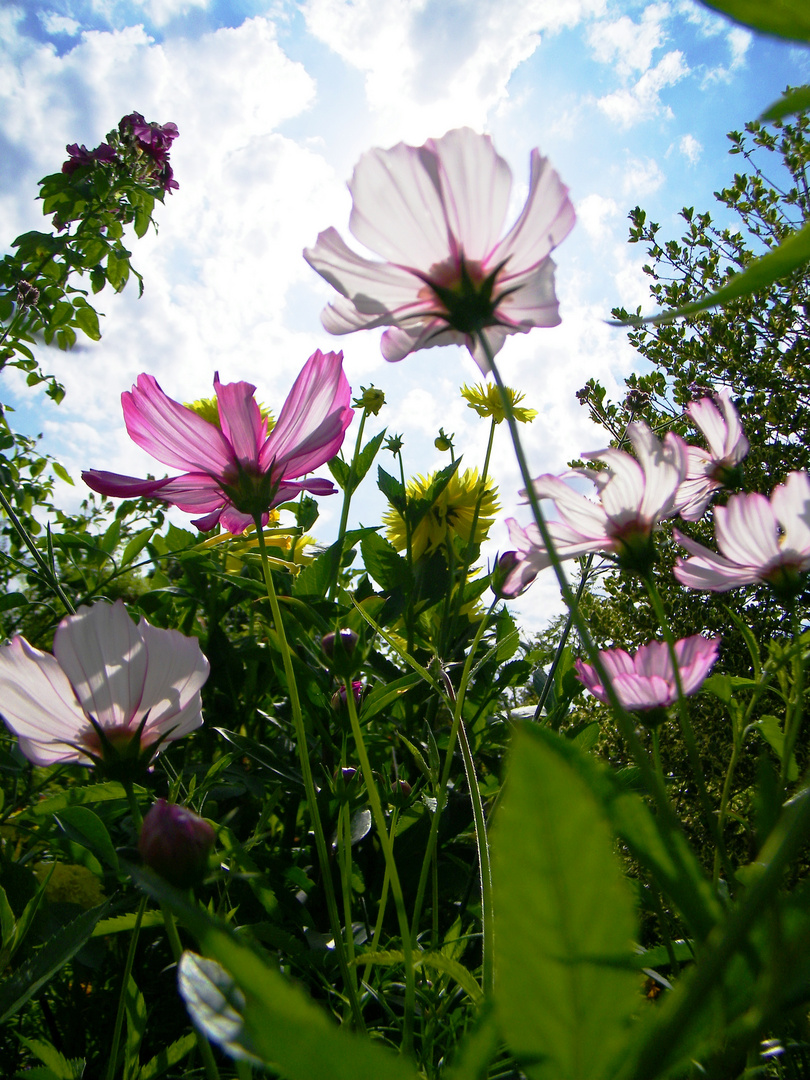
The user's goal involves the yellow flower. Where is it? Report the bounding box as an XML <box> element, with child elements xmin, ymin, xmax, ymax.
<box><xmin>200</xmin><ymin>518</ymin><xmax>316</xmax><ymax>573</ymax></box>
<box><xmin>34</xmin><ymin>863</ymin><xmax>106</xmax><ymax>909</ymax></box>
<box><xmin>185</xmin><ymin>395</ymin><xmax>275</xmax><ymax>430</ymax></box>
<box><xmin>384</xmin><ymin>468</ymin><xmax>499</xmax><ymax>561</ymax></box>
<box><xmin>460</xmin><ymin>382</ymin><xmax>537</xmax><ymax>425</ymax></box>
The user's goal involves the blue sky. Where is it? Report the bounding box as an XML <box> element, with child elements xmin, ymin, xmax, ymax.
<box><xmin>2</xmin><ymin>0</ymin><xmax>808</xmax><ymax>626</ymax></box>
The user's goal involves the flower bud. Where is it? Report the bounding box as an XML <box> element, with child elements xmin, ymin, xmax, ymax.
<box><xmin>331</xmin><ymin>681</ymin><xmax>365</xmax><ymax>711</ymax></box>
<box><xmin>139</xmin><ymin>800</ymin><xmax>215</xmax><ymax>890</ymax></box>
<box><xmin>354</xmin><ymin>385</ymin><xmax>386</xmax><ymax>415</ymax></box>
<box><xmin>490</xmin><ymin>550</ymin><xmax>537</xmax><ymax>599</ymax></box>
<box><xmin>322</xmin><ymin>629</ymin><xmax>361</xmax><ymax>678</ymax></box>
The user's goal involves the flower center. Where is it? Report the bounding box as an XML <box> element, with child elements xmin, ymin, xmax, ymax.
<box><xmin>418</xmin><ymin>254</ymin><xmax>509</xmax><ymax>335</ymax></box>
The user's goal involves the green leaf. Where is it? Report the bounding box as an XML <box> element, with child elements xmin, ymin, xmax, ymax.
<box><xmin>360</xmin><ymin>532</ymin><xmax>411</xmax><ymax>592</ymax></box>
<box><xmin>760</xmin><ymin>85</ymin><xmax>810</xmax><ymax>122</ymax></box>
<box><xmin>492</xmin><ymin>726</ymin><xmax>639</xmax><ymax>1080</ymax></box>
<box><xmin>0</xmin><ymin>900</ymin><xmax>113</xmax><ymax>1024</ymax></box>
<box><xmin>377</xmin><ymin>467</ymin><xmax>405</xmax><ymax>509</ymax></box>
<box><xmin>54</xmin><ymin>806</ymin><xmax>119</xmax><ymax>870</ymax></box>
<box><xmin>0</xmin><ymin>591</ymin><xmax>28</xmax><ymax>613</ymax></box>
<box><xmin>72</xmin><ymin>301</ymin><xmax>101</xmax><ymax>341</ymax></box>
<box><xmin>352</xmin><ymin>429</ymin><xmax>387</xmax><ymax>490</ymax></box>
<box><xmin>93</xmin><ymin>911</ymin><xmax>164</xmax><ymax>937</ymax></box>
<box><xmin>136</xmin><ymin>1033</ymin><xmax>196</xmax><ymax>1080</ymax></box>
<box><xmin>698</xmin><ymin>0</ymin><xmax>810</xmax><ymax>43</ymax></box>
<box><xmin>120</xmin><ymin>527</ymin><xmax>155</xmax><ymax>567</ymax></box>
<box><xmin>292</xmin><ymin>540</ymin><xmax>342</xmax><ymax>598</ymax></box>
<box><xmin>51</xmin><ymin>461</ymin><xmax>74</xmax><ymax>485</ymax></box>
<box><xmin>360</xmin><ymin>673</ymin><xmax>422</xmax><ymax>721</ymax></box>
<box><xmin>124</xmin><ymin>975</ymin><xmax>148</xmax><ymax>1080</ymax></box>
<box><xmin>15</xmin><ymin>1037</ymin><xmax>83</xmax><ymax>1080</ymax></box>
<box><xmin>753</xmin><ymin>714</ymin><xmax>799</xmax><ymax>780</ymax></box>
<box><xmin>134</xmin><ymin>868</ymin><xmax>420</xmax><ymax>1080</ymax></box>
<box><xmin>615</xmin><ymin>219</ymin><xmax>810</xmax><ymax>326</ymax></box>
<box><xmin>358</xmin><ymin>949</ymin><xmax>483</xmax><ymax>1004</ymax></box>
<box><xmin>30</xmin><ymin>781</ymin><xmax>133</xmax><ymax>816</ymax></box>
<box><xmin>327</xmin><ymin>456</ymin><xmax>351</xmax><ymax>490</ymax></box>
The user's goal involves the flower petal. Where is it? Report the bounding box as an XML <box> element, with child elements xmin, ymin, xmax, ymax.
<box><xmin>490</xmin><ymin>149</ymin><xmax>576</xmax><ymax>272</ymax></box>
<box><xmin>714</xmin><ymin>493</ymin><xmax>780</xmax><ymax>566</ymax></box>
<box><xmin>53</xmin><ymin>601</ymin><xmax>148</xmax><ymax>731</ymax></box>
<box><xmin>0</xmin><ymin>637</ymin><xmax>90</xmax><ymax>763</ymax></box>
<box><xmin>673</xmin><ymin>530</ymin><xmax>760</xmax><ymax>591</ymax></box>
<box><xmin>347</xmin><ymin>140</ymin><xmax>452</xmax><ymax>266</ymax></box>
<box><xmin>122</xmin><ymin>374</ymin><xmax>233</xmax><ymax>475</ymax></box>
<box><xmin>429</xmin><ymin>127</ymin><xmax>512</xmax><ymax>260</ymax></box>
<box><xmin>137</xmin><ymin>620</ymin><xmax>209</xmax><ymax>744</ymax></box>
<box><xmin>214</xmin><ymin>375</ymin><xmax>265</xmax><ymax>467</ymax></box>
<box><xmin>772</xmin><ymin>472</ymin><xmax>810</xmax><ymax>561</ymax></box>
<box><xmin>258</xmin><ymin>350</ymin><xmax>352</xmax><ymax>480</ymax></box>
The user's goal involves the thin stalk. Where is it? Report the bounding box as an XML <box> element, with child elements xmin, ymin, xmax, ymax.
<box><xmin>411</xmin><ymin>601</ymin><xmax>496</xmax><ymax>948</ymax></box>
<box><xmin>455</xmin><ymin>710</ymin><xmax>494</xmax><ymax>997</ymax></box>
<box><xmin>328</xmin><ymin>406</ymin><xmax>369</xmax><ymax>601</ymax></box>
<box><xmin>338</xmin><ymin>799</ymin><xmax>358</xmax><ymax>1004</ymax></box>
<box><xmin>479</xmin><ymin>333</ymin><xmax>699</xmax><ymax>882</ymax></box>
<box><xmin>105</xmin><ymin>894</ymin><xmax>147</xmax><ymax>1080</ymax></box>
<box><xmin>361</xmin><ymin>808</ymin><xmax>397</xmax><ymax>984</ymax></box>
<box><xmin>160</xmin><ymin>904</ymin><xmax>221</xmax><ymax>1080</ymax></box>
<box><xmin>0</xmin><ymin>488</ymin><xmax>75</xmax><ymax>615</ymax></box>
<box><xmin>394</xmin><ymin>447</ymin><xmax>416</xmax><ymax>657</ymax></box>
<box><xmin>779</xmin><ymin>600</ymin><xmax>805</xmax><ymax>798</ymax></box>
<box><xmin>343</xmin><ymin>678</ymin><xmax>415</xmax><ymax>1054</ymax></box>
<box><xmin>641</xmin><ymin>570</ymin><xmax>735</xmax><ymax>883</ymax></box>
<box><xmin>253</xmin><ymin>518</ymin><xmax>366</xmax><ymax>1031</ymax></box>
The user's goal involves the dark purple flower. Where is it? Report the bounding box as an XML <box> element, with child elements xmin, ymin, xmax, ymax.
<box><xmin>62</xmin><ymin>141</ymin><xmax>116</xmax><ymax>175</ymax></box>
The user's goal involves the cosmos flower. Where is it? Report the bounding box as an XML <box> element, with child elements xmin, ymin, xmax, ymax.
<box><xmin>674</xmin><ymin>471</ymin><xmax>810</xmax><ymax>597</ymax></box>
<box><xmin>384</xmin><ymin>467</ymin><xmax>499</xmax><ymax>561</ymax></box>
<box><xmin>0</xmin><ymin>600</ymin><xmax>209</xmax><ymax>769</ymax></box>
<box><xmin>304</xmin><ymin>127</ymin><xmax>575</xmax><ymax>373</ymax></box>
<box><xmin>83</xmin><ymin>350</ymin><xmax>353</xmax><ymax>535</ymax></box>
<box><xmin>500</xmin><ymin>422</ymin><xmax>688</xmax><ymax>591</ymax></box>
<box><xmin>575</xmin><ymin>635</ymin><xmax>720</xmax><ymax>712</ymax></box>
<box><xmin>460</xmin><ymin>382</ymin><xmax>538</xmax><ymax>425</ymax></box>
<box><xmin>676</xmin><ymin>389</ymin><xmax>749</xmax><ymax>521</ymax></box>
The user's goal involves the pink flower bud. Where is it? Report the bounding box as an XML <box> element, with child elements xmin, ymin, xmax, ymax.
<box><xmin>139</xmin><ymin>800</ymin><xmax>215</xmax><ymax>890</ymax></box>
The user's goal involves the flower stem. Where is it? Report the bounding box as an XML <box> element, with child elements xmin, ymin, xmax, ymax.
<box><xmin>252</xmin><ymin>517</ymin><xmax>365</xmax><ymax>1031</ymax></box>
<box><xmin>343</xmin><ymin>676</ymin><xmax>415</xmax><ymax>1054</ymax></box>
<box><xmin>0</xmin><ymin>488</ymin><xmax>75</xmax><ymax>615</ymax></box>
<box><xmin>328</xmin><ymin>406</ymin><xmax>369</xmax><ymax>601</ymax></box>
<box><xmin>779</xmin><ymin>600</ymin><xmax>806</xmax><ymax>798</ymax></box>
<box><xmin>411</xmin><ymin>601</ymin><xmax>495</xmax><ymax>959</ymax></box>
<box><xmin>160</xmin><ymin>903</ymin><xmax>221</xmax><ymax>1080</ymax></box>
<box><xmin>478</xmin><ymin>334</ymin><xmax>698</xmax><ymax>879</ymax></box>
<box><xmin>105</xmin><ymin>894</ymin><xmax>147</xmax><ymax>1080</ymax></box>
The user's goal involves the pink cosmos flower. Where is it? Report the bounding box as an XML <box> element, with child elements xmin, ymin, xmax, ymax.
<box><xmin>675</xmin><ymin>389</ymin><xmax>749</xmax><ymax>521</ymax></box>
<box><xmin>83</xmin><ymin>350</ymin><xmax>353</xmax><ymax>535</ymax></box>
<box><xmin>0</xmin><ymin>600</ymin><xmax>209</xmax><ymax>768</ymax></box>
<box><xmin>501</xmin><ymin>422</ymin><xmax>688</xmax><ymax>591</ymax></box>
<box><xmin>674</xmin><ymin>471</ymin><xmax>810</xmax><ymax>595</ymax></box>
<box><xmin>575</xmin><ymin>635</ymin><xmax>720</xmax><ymax>712</ymax></box>
<box><xmin>304</xmin><ymin>127</ymin><xmax>575</xmax><ymax>374</ymax></box>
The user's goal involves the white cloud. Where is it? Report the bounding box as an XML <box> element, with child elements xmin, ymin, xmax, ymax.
<box><xmin>576</xmin><ymin>193</ymin><xmax>619</xmax><ymax>239</ymax></box>
<box><xmin>302</xmin><ymin>0</ymin><xmax>606</xmax><ymax>138</ymax></box>
<box><xmin>597</xmin><ymin>49</ymin><xmax>688</xmax><ymax>127</ymax></box>
<box><xmin>678</xmin><ymin>132</ymin><xmax>702</xmax><ymax>163</ymax></box>
<box><xmin>587</xmin><ymin>3</ymin><xmax>670</xmax><ymax>79</ymax></box>
<box><xmin>129</xmin><ymin>0</ymin><xmax>209</xmax><ymax>25</ymax></box>
<box><xmin>622</xmin><ymin>156</ymin><xmax>664</xmax><ymax>196</ymax></box>
<box><xmin>38</xmin><ymin>13</ymin><xmax>82</xmax><ymax>36</ymax></box>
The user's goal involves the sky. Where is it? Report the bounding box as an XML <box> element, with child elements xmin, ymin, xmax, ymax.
<box><xmin>1</xmin><ymin>0</ymin><xmax>809</xmax><ymax>631</ymax></box>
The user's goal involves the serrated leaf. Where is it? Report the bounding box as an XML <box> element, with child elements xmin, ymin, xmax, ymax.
<box><xmin>377</xmin><ymin>466</ymin><xmax>405</xmax><ymax>508</ymax></box>
<box><xmin>16</xmin><ymin>1036</ymin><xmax>83</xmax><ymax>1079</ymax></box>
<box><xmin>353</xmin><ymin>429</ymin><xmax>387</xmax><ymax>489</ymax></box>
<box><xmin>54</xmin><ymin>806</ymin><xmax>119</xmax><ymax>870</ymax></box>
<box><xmin>360</xmin><ymin>532</ymin><xmax>410</xmax><ymax>592</ymax></box>
<box><xmin>30</xmin><ymin>781</ymin><xmax>132</xmax><ymax>816</ymax></box>
<box><xmin>0</xmin><ymin>900</ymin><xmax>113</xmax><ymax>1023</ymax></box>
<box><xmin>327</xmin><ymin>456</ymin><xmax>351</xmax><ymax>490</ymax></box>
<box><xmin>93</xmin><ymin>911</ymin><xmax>164</xmax><ymax>937</ymax></box>
<box><xmin>615</xmin><ymin>220</ymin><xmax>810</xmax><ymax>326</ymax></box>
<box><xmin>493</xmin><ymin>727</ymin><xmax>639</xmax><ymax>1080</ymax></box>
<box><xmin>137</xmin><ymin>1033</ymin><xmax>196</xmax><ymax>1080</ymax></box>
<box><xmin>124</xmin><ymin>975</ymin><xmax>147</xmax><ymax>1080</ymax></box>
<box><xmin>698</xmin><ymin>0</ymin><xmax>810</xmax><ymax>43</ymax></box>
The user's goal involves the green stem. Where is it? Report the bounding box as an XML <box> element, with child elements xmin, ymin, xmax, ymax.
<box><xmin>252</xmin><ymin>518</ymin><xmax>365</xmax><ymax>1031</ymax></box>
<box><xmin>328</xmin><ymin>407</ymin><xmax>369</xmax><ymax>601</ymax></box>
<box><xmin>779</xmin><ymin>600</ymin><xmax>805</xmax><ymax>798</ymax></box>
<box><xmin>395</xmin><ymin>448</ymin><xmax>416</xmax><ymax>658</ymax></box>
<box><xmin>456</xmin><ymin>710</ymin><xmax>494</xmax><ymax>996</ymax></box>
<box><xmin>343</xmin><ymin>677</ymin><xmax>414</xmax><ymax>1054</ymax></box>
<box><xmin>411</xmin><ymin>601</ymin><xmax>495</xmax><ymax>947</ymax></box>
<box><xmin>479</xmin><ymin>335</ymin><xmax>700</xmax><ymax>890</ymax></box>
<box><xmin>361</xmin><ymin>808</ymin><xmax>397</xmax><ymax>984</ymax></box>
<box><xmin>0</xmin><ymin>488</ymin><xmax>75</xmax><ymax>615</ymax></box>
<box><xmin>105</xmin><ymin>894</ymin><xmax>147</xmax><ymax>1080</ymax></box>
<box><xmin>641</xmin><ymin>570</ymin><xmax>735</xmax><ymax>884</ymax></box>
<box><xmin>160</xmin><ymin>904</ymin><xmax>221</xmax><ymax>1080</ymax></box>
